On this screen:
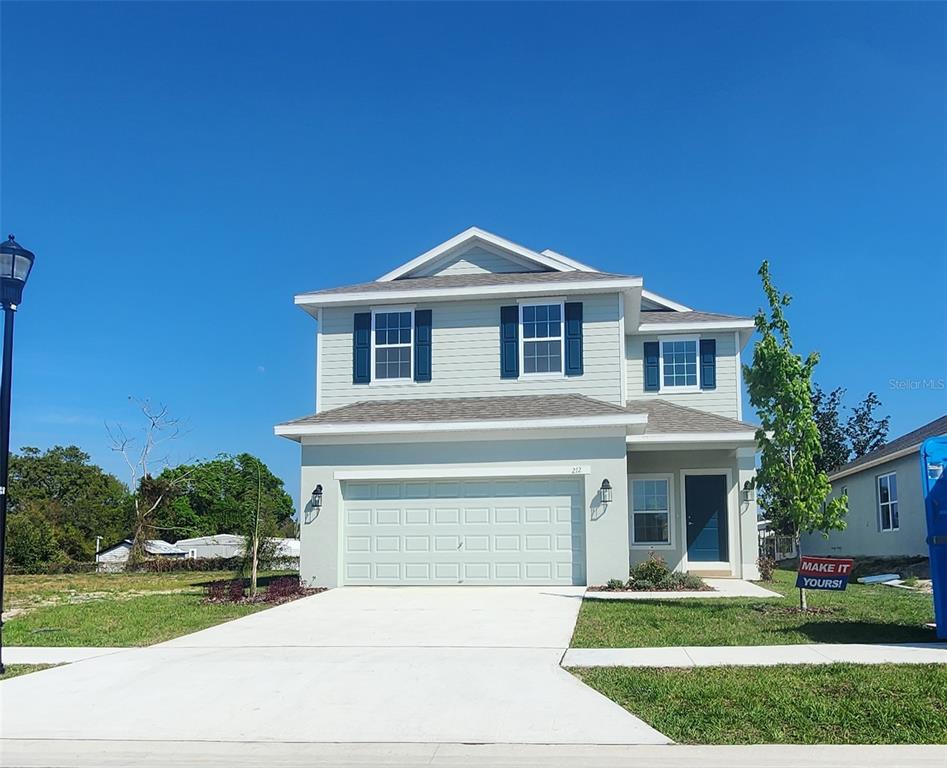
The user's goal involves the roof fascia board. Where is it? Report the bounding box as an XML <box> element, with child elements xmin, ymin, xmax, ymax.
<box><xmin>377</xmin><ymin>227</ymin><xmax>575</xmax><ymax>282</ymax></box>
<box><xmin>828</xmin><ymin>444</ymin><xmax>921</xmax><ymax>482</ymax></box>
<box><xmin>297</xmin><ymin>425</ymin><xmax>629</xmax><ymax>445</ymax></box>
<box><xmin>637</xmin><ymin>319</ymin><xmax>756</xmax><ymax>333</ymax></box>
<box><xmin>627</xmin><ymin>431</ymin><xmax>758</xmax><ymax>445</ymax></box>
<box><xmin>640</xmin><ymin>290</ymin><xmax>693</xmax><ymax>312</ymax></box>
<box><xmin>276</xmin><ymin>412</ymin><xmax>648</xmax><ymax>438</ymax></box>
<box><xmin>295</xmin><ymin>277</ymin><xmax>643</xmax><ymax>308</ymax></box>
<box><xmin>539</xmin><ymin>248</ymin><xmax>600</xmax><ymax>273</ymax></box>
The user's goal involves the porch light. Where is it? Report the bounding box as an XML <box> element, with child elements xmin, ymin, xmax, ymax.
<box><xmin>600</xmin><ymin>479</ymin><xmax>613</xmax><ymax>504</ymax></box>
<box><xmin>311</xmin><ymin>484</ymin><xmax>323</xmax><ymax>509</ymax></box>
<box><xmin>742</xmin><ymin>480</ymin><xmax>756</xmax><ymax>503</ymax></box>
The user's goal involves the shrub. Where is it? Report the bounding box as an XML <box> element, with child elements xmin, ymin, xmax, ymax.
<box><xmin>902</xmin><ymin>575</ymin><xmax>919</xmax><ymax>587</ymax></box>
<box><xmin>682</xmin><ymin>573</ymin><xmax>707</xmax><ymax>590</ymax></box>
<box><xmin>632</xmin><ymin>578</ymin><xmax>656</xmax><ymax>591</ymax></box>
<box><xmin>204</xmin><ymin>579</ymin><xmax>247</xmax><ymax>602</ymax></box>
<box><xmin>756</xmin><ymin>556</ymin><xmax>777</xmax><ymax>582</ymax></box>
<box><xmin>266</xmin><ymin>576</ymin><xmax>302</xmax><ymax>600</ymax></box>
<box><xmin>630</xmin><ymin>554</ymin><xmax>671</xmax><ymax>586</ymax></box>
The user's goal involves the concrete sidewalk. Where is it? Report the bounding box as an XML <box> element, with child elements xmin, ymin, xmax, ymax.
<box><xmin>4</xmin><ymin>647</ymin><xmax>128</xmax><ymax>664</ymax></box>
<box><xmin>584</xmin><ymin>579</ymin><xmax>782</xmax><ymax>600</ymax></box>
<box><xmin>0</xmin><ymin>740</ymin><xmax>942</xmax><ymax>767</ymax></box>
<box><xmin>563</xmin><ymin>642</ymin><xmax>947</xmax><ymax>668</ymax></box>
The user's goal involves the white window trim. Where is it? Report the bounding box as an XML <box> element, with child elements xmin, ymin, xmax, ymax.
<box><xmin>877</xmin><ymin>471</ymin><xmax>899</xmax><ymax>532</ymax></box>
<box><xmin>518</xmin><ymin>300</ymin><xmax>565</xmax><ymax>378</ymax></box>
<box><xmin>370</xmin><ymin>306</ymin><xmax>415</xmax><ymax>385</ymax></box>
<box><xmin>628</xmin><ymin>473</ymin><xmax>675</xmax><ymax>549</ymax></box>
<box><xmin>659</xmin><ymin>335</ymin><xmax>701</xmax><ymax>393</ymax></box>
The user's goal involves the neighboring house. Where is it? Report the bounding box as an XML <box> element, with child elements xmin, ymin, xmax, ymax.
<box><xmin>275</xmin><ymin>227</ymin><xmax>760</xmax><ymax>587</ymax></box>
<box><xmin>173</xmin><ymin>534</ymin><xmax>301</xmax><ymax>564</ymax></box>
<box><xmin>801</xmin><ymin>415</ymin><xmax>947</xmax><ymax>559</ymax></box>
<box><xmin>95</xmin><ymin>539</ymin><xmax>188</xmax><ymax>572</ymax></box>
<box><xmin>174</xmin><ymin>534</ymin><xmax>245</xmax><ymax>559</ymax></box>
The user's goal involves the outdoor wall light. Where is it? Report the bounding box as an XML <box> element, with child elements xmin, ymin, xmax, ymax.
<box><xmin>742</xmin><ymin>480</ymin><xmax>756</xmax><ymax>503</ymax></box>
<box><xmin>600</xmin><ymin>479</ymin><xmax>613</xmax><ymax>505</ymax></box>
<box><xmin>311</xmin><ymin>484</ymin><xmax>324</xmax><ymax>510</ymax></box>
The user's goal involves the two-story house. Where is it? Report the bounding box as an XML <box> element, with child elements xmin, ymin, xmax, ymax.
<box><xmin>276</xmin><ymin>228</ymin><xmax>760</xmax><ymax>587</ymax></box>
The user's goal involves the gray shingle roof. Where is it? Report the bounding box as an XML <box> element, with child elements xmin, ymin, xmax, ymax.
<box><xmin>280</xmin><ymin>394</ymin><xmax>631</xmax><ymax>426</ymax></box>
<box><xmin>830</xmin><ymin>414</ymin><xmax>947</xmax><ymax>478</ymax></box>
<box><xmin>626</xmin><ymin>399</ymin><xmax>759</xmax><ymax>434</ymax></box>
<box><xmin>640</xmin><ymin>310</ymin><xmax>752</xmax><ymax>324</ymax></box>
<box><xmin>298</xmin><ymin>270</ymin><xmax>637</xmax><ymax>297</ymax></box>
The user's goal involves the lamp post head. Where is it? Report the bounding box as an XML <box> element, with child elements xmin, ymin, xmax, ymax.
<box><xmin>0</xmin><ymin>235</ymin><xmax>35</xmax><ymax>307</ymax></box>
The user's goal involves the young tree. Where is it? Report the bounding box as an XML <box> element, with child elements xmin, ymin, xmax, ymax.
<box><xmin>743</xmin><ymin>261</ymin><xmax>847</xmax><ymax>610</ymax></box>
<box><xmin>107</xmin><ymin>400</ymin><xmax>194</xmax><ymax>567</ymax></box>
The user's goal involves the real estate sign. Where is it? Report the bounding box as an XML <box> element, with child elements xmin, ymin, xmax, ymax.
<box><xmin>795</xmin><ymin>556</ymin><xmax>854</xmax><ymax>591</ymax></box>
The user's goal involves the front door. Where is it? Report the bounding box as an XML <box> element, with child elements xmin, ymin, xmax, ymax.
<box><xmin>685</xmin><ymin>474</ymin><xmax>729</xmax><ymax>563</ymax></box>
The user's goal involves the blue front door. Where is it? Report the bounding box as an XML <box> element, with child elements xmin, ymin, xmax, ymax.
<box><xmin>685</xmin><ymin>474</ymin><xmax>729</xmax><ymax>563</ymax></box>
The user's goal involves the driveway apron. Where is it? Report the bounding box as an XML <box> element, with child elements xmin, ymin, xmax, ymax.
<box><xmin>0</xmin><ymin>586</ymin><xmax>668</xmax><ymax>745</ymax></box>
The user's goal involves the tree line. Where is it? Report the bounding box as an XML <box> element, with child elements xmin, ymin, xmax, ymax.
<box><xmin>7</xmin><ymin>445</ymin><xmax>295</xmax><ymax>569</ymax></box>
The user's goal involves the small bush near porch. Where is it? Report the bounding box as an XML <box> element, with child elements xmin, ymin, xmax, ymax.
<box><xmin>571</xmin><ymin>568</ymin><xmax>935</xmax><ymax>648</ymax></box>
<box><xmin>571</xmin><ymin>664</ymin><xmax>947</xmax><ymax>744</ymax></box>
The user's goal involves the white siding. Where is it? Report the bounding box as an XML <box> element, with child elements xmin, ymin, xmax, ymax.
<box><xmin>409</xmin><ymin>245</ymin><xmax>547</xmax><ymax>277</ymax></box>
<box><xmin>626</xmin><ymin>332</ymin><xmax>741</xmax><ymax>419</ymax></box>
<box><xmin>319</xmin><ymin>293</ymin><xmax>624</xmax><ymax>410</ymax></box>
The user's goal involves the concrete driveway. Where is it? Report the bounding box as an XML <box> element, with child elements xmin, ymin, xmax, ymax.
<box><xmin>0</xmin><ymin>587</ymin><xmax>667</xmax><ymax>746</ymax></box>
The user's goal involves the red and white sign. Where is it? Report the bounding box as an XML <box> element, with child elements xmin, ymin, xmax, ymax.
<box><xmin>796</xmin><ymin>556</ymin><xmax>854</xmax><ymax>591</ymax></box>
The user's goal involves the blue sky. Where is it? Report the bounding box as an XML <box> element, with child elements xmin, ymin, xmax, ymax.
<box><xmin>2</xmin><ymin>2</ymin><xmax>944</xmax><ymax>508</ymax></box>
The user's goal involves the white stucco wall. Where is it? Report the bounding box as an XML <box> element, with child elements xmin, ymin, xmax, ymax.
<box><xmin>801</xmin><ymin>452</ymin><xmax>927</xmax><ymax>558</ymax></box>
<box><xmin>626</xmin><ymin>447</ymin><xmax>759</xmax><ymax>579</ymax></box>
<box><xmin>297</xmin><ymin>430</ymin><xmax>631</xmax><ymax>587</ymax></box>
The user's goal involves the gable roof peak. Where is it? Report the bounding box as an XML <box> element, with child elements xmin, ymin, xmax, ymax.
<box><xmin>377</xmin><ymin>227</ymin><xmax>600</xmax><ymax>282</ymax></box>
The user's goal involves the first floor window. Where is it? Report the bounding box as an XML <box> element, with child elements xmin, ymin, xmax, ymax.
<box><xmin>631</xmin><ymin>478</ymin><xmax>671</xmax><ymax>545</ymax></box>
<box><xmin>521</xmin><ymin>303</ymin><xmax>562</xmax><ymax>374</ymax></box>
<box><xmin>878</xmin><ymin>472</ymin><xmax>899</xmax><ymax>531</ymax></box>
<box><xmin>374</xmin><ymin>310</ymin><xmax>413</xmax><ymax>380</ymax></box>
<box><xmin>661</xmin><ymin>338</ymin><xmax>698</xmax><ymax>388</ymax></box>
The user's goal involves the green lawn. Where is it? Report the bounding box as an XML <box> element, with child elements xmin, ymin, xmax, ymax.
<box><xmin>571</xmin><ymin>664</ymin><xmax>947</xmax><ymax>744</ymax></box>
<box><xmin>0</xmin><ymin>664</ymin><xmax>58</xmax><ymax>681</ymax></box>
<box><xmin>4</xmin><ymin>570</ymin><xmax>292</xmax><ymax>647</ymax></box>
<box><xmin>572</xmin><ymin>569</ymin><xmax>936</xmax><ymax>647</ymax></box>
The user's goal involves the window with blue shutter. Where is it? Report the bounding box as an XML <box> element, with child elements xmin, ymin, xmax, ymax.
<box><xmin>414</xmin><ymin>309</ymin><xmax>432</xmax><ymax>382</ymax></box>
<box><xmin>643</xmin><ymin>341</ymin><xmax>660</xmax><ymax>392</ymax></box>
<box><xmin>352</xmin><ymin>312</ymin><xmax>371</xmax><ymax>384</ymax></box>
<box><xmin>564</xmin><ymin>302</ymin><xmax>583</xmax><ymax>376</ymax></box>
<box><xmin>700</xmin><ymin>338</ymin><xmax>716</xmax><ymax>390</ymax></box>
<box><xmin>500</xmin><ymin>305</ymin><xmax>519</xmax><ymax>379</ymax></box>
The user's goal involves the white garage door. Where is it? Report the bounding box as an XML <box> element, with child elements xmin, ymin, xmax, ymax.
<box><xmin>341</xmin><ymin>477</ymin><xmax>586</xmax><ymax>585</ymax></box>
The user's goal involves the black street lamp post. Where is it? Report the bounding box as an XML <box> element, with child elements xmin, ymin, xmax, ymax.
<box><xmin>0</xmin><ymin>234</ymin><xmax>35</xmax><ymax>674</ymax></box>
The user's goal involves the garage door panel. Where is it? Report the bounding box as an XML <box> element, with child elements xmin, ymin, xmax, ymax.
<box><xmin>342</xmin><ymin>478</ymin><xmax>586</xmax><ymax>585</ymax></box>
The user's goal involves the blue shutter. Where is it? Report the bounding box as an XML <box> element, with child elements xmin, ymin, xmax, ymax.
<box><xmin>700</xmin><ymin>338</ymin><xmax>717</xmax><ymax>390</ymax></box>
<box><xmin>643</xmin><ymin>341</ymin><xmax>660</xmax><ymax>392</ymax></box>
<box><xmin>414</xmin><ymin>309</ymin><xmax>432</xmax><ymax>382</ymax></box>
<box><xmin>352</xmin><ymin>312</ymin><xmax>371</xmax><ymax>384</ymax></box>
<box><xmin>564</xmin><ymin>302</ymin><xmax>584</xmax><ymax>376</ymax></box>
<box><xmin>500</xmin><ymin>305</ymin><xmax>519</xmax><ymax>379</ymax></box>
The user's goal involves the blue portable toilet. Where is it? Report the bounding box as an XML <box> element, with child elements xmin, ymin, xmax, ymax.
<box><xmin>921</xmin><ymin>437</ymin><xmax>947</xmax><ymax>640</ymax></box>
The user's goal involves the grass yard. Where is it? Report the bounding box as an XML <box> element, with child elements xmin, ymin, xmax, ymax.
<box><xmin>4</xmin><ymin>570</ymin><xmax>294</xmax><ymax>647</ymax></box>
<box><xmin>0</xmin><ymin>664</ymin><xmax>58</xmax><ymax>681</ymax></box>
<box><xmin>571</xmin><ymin>664</ymin><xmax>947</xmax><ymax>744</ymax></box>
<box><xmin>572</xmin><ymin>568</ymin><xmax>936</xmax><ymax>648</ymax></box>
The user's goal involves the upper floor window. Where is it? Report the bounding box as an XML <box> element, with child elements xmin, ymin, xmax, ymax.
<box><xmin>877</xmin><ymin>472</ymin><xmax>899</xmax><ymax>531</ymax></box>
<box><xmin>661</xmin><ymin>337</ymin><xmax>698</xmax><ymax>390</ymax></box>
<box><xmin>521</xmin><ymin>302</ymin><xmax>563</xmax><ymax>375</ymax></box>
<box><xmin>373</xmin><ymin>310</ymin><xmax>413</xmax><ymax>380</ymax></box>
